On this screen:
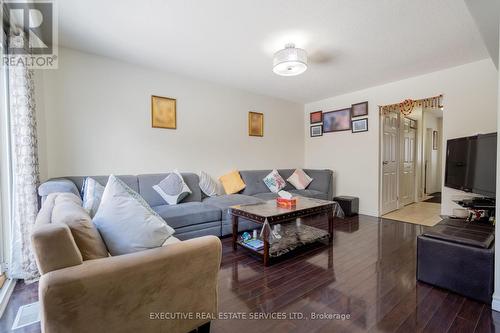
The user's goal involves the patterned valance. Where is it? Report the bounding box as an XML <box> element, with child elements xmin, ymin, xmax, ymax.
<box><xmin>379</xmin><ymin>94</ymin><xmax>443</xmax><ymax>115</ymax></box>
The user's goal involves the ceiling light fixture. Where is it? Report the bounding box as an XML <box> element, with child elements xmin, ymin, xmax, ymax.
<box><xmin>273</xmin><ymin>43</ymin><xmax>308</xmax><ymax>76</ymax></box>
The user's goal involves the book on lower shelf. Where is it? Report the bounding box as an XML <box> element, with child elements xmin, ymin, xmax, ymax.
<box><xmin>242</xmin><ymin>239</ymin><xmax>264</xmax><ymax>251</ymax></box>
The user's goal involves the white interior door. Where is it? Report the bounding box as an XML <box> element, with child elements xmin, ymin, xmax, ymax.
<box><xmin>400</xmin><ymin>118</ymin><xmax>416</xmax><ymax>206</ymax></box>
<box><xmin>381</xmin><ymin>112</ymin><xmax>399</xmax><ymax>215</ymax></box>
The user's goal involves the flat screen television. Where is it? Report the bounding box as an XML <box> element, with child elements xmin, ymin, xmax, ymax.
<box><xmin>444</xmin><ymin>132</ymin><xmax>497</xmax><ymax>197</ymax></box>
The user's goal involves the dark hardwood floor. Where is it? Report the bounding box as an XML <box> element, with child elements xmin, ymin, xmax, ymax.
<box><xmin>1</xmin><ymin>214</ymin><xmax>499</xmax><ymax>332</ymax></box>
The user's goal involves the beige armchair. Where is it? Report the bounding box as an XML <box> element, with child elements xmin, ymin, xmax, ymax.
<box><xmin>31</xmin><ymin>193</ymin><xmax>222</xmax><ymax>333</ymax></box>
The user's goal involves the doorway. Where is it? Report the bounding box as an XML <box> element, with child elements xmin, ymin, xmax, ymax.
<box><xmin>422</xmin><ymin>108</ymin><xmax>443</xmax><ymax>203</ymax></box>
<box><xmin>379</xmin><ymin>97</ymin><xmax>443</xmax><ymax>226</ymax></box>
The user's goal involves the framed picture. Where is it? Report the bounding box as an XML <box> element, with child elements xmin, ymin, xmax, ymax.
<box><xmin>248</xmin><ymin>112</ymin><xmax>264</xmax><ymax>137</ymax></box>
<box><xmin>310</xmin><ymin>125</ymin><xmax>323</xmax><ymax>137</ymax></box>
<box><xmin>323</xmin><ymin>108</ymin><xmax>351</xmax><ymax>132</ymax></box>
<box><xmin>351</xmin><ymin>101</ymin><xmax>368</xmax><ymax>118</ymax></box>
<box><xmin>433</xmin><ymin>130</ymin><xmax>438</xmax><ymax>150</ymax></box>
<box><xmin>410</xmin><ymin>119</ymin><xmax>417</xmax><ymax>129</ymax></box>
<box><xmin>352</xmin><ymin>118</ymin><xmax>368</xmax><ymax>133</ymax></box>
<box><xmin>151</xmin><ymin>95</ymin><xmax>176</xmax><ymax>129</ymax></box>
<box><xmin>310</xmin><ymin>111</ymin><xmax>323</xmax><ymax>124</ymax></box>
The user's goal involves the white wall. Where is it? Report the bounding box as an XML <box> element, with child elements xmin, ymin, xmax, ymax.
<box><xmin>304</xmin><ymin>59</ymin><xmax>498</xmax><ymax>216</ymax></box>
<box><xmin>36</xmin><ymin>48</ymin><xmax>305</xmax><ymax>181</ymax></box>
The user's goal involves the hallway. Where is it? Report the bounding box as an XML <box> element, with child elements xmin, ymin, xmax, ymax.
<box><xmin>382</xmin><ymin>202</ymin><xmax>442</xmax><ymax>226</ymax></box>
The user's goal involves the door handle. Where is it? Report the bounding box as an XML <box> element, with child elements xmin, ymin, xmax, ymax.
<box><xmin>382</xmin><ymin>161</ymin><xmax>389</xmax><ymax>165</ymax></box>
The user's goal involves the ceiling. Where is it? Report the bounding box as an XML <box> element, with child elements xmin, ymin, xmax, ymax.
<box><xmin>464</xmin><ymin>0</ymin><xmax>500</xmax><ymax>68</ymax></box>
<box><xmin>58</xmin><ymin>0</ymin><xmax>490</xmax><ymax>103</ymax></box>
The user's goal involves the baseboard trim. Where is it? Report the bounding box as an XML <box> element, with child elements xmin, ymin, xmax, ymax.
<box><xmin>0</xmin><ymin>278</ymin><xmax>16</xmax><ymax>318</ymax></box>
<box><xmin>492</xmin><ymin>294</ymin><xmax>500</xmax><ymax>312</ymax></box>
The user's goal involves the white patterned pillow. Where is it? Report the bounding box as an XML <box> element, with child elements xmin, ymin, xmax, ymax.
<box><xmin>199</xmin><ymin>171</ymin><xmax>218</xmax><ymax>197</ymax></box>
<box><xmin>263</xmin><ymin>169</ymin><xmax>286</xmax><ymax>193</ymax></box>
<box><xmin>153</xmin><ymin>170</ymin><xmax>192</xmax><ymax>205</ymax></box>
<box><xmin>82</xmin><ymin>177</ymin><xmax>105</xmax><ymax>218</ymax></box>
<box><xmin>287</xmin><ymin>169</ymin><xmax>313</xmax><ymax>190</ymax></box>
<box><xmin>93</xmin><ymin>175</ymin><xmax>175</xmax><ymax>255</ymax></box>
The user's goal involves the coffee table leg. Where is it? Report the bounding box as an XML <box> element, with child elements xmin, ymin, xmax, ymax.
<box><xmin>328</xmin><ymin>209</ymin><xmax>334</xmax><ymax>242</ymax></box>
<box><xmin>232</xmin><ymin>215</ymin><xmax>239</xmax><ymax>251</ymax></box>
<box><xmin>263</xmin><ymin>224</ymin><xmax>270</xmax><ymax>266</ymax></box>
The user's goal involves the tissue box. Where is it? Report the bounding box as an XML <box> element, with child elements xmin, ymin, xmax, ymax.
<box><xmin>276</xmin><ymin>197</ymin><xmax>297</xmax><ymax>208</ymax></box>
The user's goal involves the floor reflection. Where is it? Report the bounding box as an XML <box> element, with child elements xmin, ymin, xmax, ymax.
<box><xmin>215</xmin><ymin>214</ymin><xmax>495</xmax><ymax>333</ymax></box>
<box><xmin>0</xmin><ymin>215</ymin><xmax>496</xmax><ymax>333</ymax></box>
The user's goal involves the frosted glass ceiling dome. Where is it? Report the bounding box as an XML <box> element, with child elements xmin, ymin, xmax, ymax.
<box><xmin>273</xmin><ymin>43</ymin><xmax>308</xmax><ymax>76</ymax></box>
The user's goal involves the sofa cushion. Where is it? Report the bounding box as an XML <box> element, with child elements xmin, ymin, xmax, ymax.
<box><xmin>252</xmin><ymin>192</ymin><xmax>279</xmax><ymax>201</ymax></box>
<box><xmin>304</xmin><ymin>169</ymin><xmax>333</xmax><ymax>194</ymax></box>
<box><xmin>153</xmin><ymin>202</ymin><xmax>222</xmax><ymax>229</ymax></box>
<box><xmin>219</xmin><ymin>170</ymin><xmax>246</xmax><ymax>194</ymax></box>
<box><xmin>203</xmin><ymin>194</ymin><xmax>264</xmax><ymax>220</ymax></box>
<box><xmin>138</xmin><ymin>173</ymin><xmax>202</xmax><ymax>207</ymax></box>
<box><xmin>153</xmin><ymin>170</ymin><xmax>192</xmax><ymax>205</ymax></box>
<box><xmin>175</xmin><ymin>221</ymin><xmax>222</xmax><ymax>240</ymax></box>
<box><xmin>239</xmin><ymin>170</ymin><xmax>272</xmax><ymax>195</ymax></box>
<box><xmin>222</xmin><ymin>218</ymin><xmax>262</xmax><ymax>236</ymax></box>
<box><xmin>240</xmin><ymin>169</ymin><xmax>297</xmax><ymax>194</ymax></box>
<box><xmin>48</xmin><ymin>193</ymin><xmax>108</xmax><ymax>260</ymax></box>
<box><xmin>63</xmin><ymin>175</ymin><xmax>139</xmax><ymax>194</ymax></box>
<box><xmin>93</xmin><ymin>175</ymin><xmax>175</xmax><ymax>256</ymax></box>
<box><xmin>289</xmin><ymin>189</ymin><xmax>328</xmax><ymax>200</ymax></box>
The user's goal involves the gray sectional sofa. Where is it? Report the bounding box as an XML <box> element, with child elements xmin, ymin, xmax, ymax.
<box><xmin>38</xmin><ymin>169</ymin><xmax>333</xmax><ymax>240</ymax></box>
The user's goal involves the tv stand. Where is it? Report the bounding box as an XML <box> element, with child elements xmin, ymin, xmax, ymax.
<box><xmin>453</xmin><ymin>197</ymin><xmax>495</xmax><ymax>210</ymax></box>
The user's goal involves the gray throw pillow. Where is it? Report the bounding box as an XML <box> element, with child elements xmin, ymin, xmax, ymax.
<box><xmin>153</xmin><ymin>170</ymin><xmax>192</xmax><ymax>205</ymax></box>
<box><xmin>82</xmin><ymin>177</ymin><xmax>105</xmax><ymax>218</ymax></box>
<box><xmin>93</xmin><ymin>175</ymin><xmax>175</xmax><ymax>255</ymax></box>
<box><xmin>199</xmin><ymin>171</ymin><xmax>218</xmax><ymax>197</ymax></box>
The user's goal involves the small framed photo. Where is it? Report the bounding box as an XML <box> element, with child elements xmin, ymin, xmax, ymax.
<box><xmin>352</xmin><ymin>118</ymin><xmax>368</xmax><ymax>133</ymax></box>
<box><xmin>151</xmin><ymin>95</ymin><xmax>176</xmax><ymax>129</ymax></box>
<box><xmin>433</xmin><ymin>130</ymin><xmax>438</xmax><ymax>150</ymax></box>
<box><xmin>248</xmin><ymin>111</ymin><xmax>264</xmax><ymax>137</ymax></box>
<box><xmin>310</xmin><ymin>111</ymin><xmax>323</xmax><ymax>124</ymax></box>
<box><xmin>310</xmin><ymin>125</ymin><xmax>323</xmax><ymax>137</ymax></box>
<box><xmin>323</xmin><ymin>108</ymin><xmax>351</xmax><ymax>132</ymax></box>
<box><xmin>351</xmin><ymin>101</ymin><xmax>368</xmax><ymax>118</ymax></box>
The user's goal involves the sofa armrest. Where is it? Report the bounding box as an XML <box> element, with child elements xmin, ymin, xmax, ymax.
<box><xmin>38</xmin><ymin>179</ymin><xmax>80</xmax><ymax>201</ymax></box>
<box><xmin>31</xmin><ymin>224</ymin><xmax>83</xmax><ymax>275</ymax></box>
<box><xmin>39</xmin><ymin>236</ymin><xmax>222</xmax><ymax>333</ymax></box>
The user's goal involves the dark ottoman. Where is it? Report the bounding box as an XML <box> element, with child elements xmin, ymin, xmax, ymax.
<box><xmin>334</xmin><ymin>196</ymin><xmax>359</xmax><ymax>216</ymax></box>
<box><xmin>417</xmin><ymin>219</ymin><xmax>494</xmax><ymax>303</ymax></box>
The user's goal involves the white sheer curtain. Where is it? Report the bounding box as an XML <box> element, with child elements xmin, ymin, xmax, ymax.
<box><xmin>7</xmin><ymin>34</ymin><xmax>40</xmax><ymax>282</ymax></box>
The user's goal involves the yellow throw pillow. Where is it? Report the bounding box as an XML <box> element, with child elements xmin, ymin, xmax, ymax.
<box><xmin>219</xmin><ymin>170</ymin><xmax>246</xmax><ymax>194</ymax></box>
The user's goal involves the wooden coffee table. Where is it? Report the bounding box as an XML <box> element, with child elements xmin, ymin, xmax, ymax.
<box><xmin>229</xmin><ymin>197</ymin><xmax>336</xmax><ymax>266</ymax></box>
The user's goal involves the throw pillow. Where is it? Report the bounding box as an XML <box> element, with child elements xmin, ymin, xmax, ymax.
<box><xmin>263</xmin><ymin>169</ymin><xmax>286</xmax><ymax>193</ymax></box>
<box><xmin>287</xmin><ymin>169</ymin><xmax>313</xmax><ymax>190</ymax></box>
<box><xmin>219</xmin><ymin>170</ymin><xmax>246</xmax><ymax>194</ymax></box>
<box><xmin>93</xmin><ymin>175</ymin><xmax>175</xmax><ymax>255</ymax></box>
<box><xmin>199</xmin><ymin>171</ymin><xmax>218</xmax><ymax>197</ymax></box>
<box><xmin>153</xmin><ymin>170</ymin><xmax>192</xmax><ymax>205</ymax></box>
<box><xmin>51</xmin><ymin>193</ymin><xmax>109</xmax><ymax>260</ymax></box>
<box><xmin>82</xmin><ymin>177</ymin><xmax>105</xmax><ymax>217</ymax></box>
